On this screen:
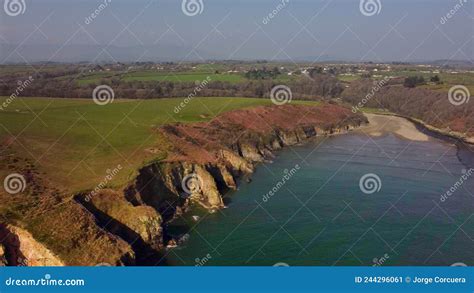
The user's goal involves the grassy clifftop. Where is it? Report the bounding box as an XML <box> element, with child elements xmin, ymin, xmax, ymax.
<box><xmin>0</xmin><ymin>97</ymin><xmax>320</xmax><ymax>265</ymax></box>
<box><xmin>0</xmin><ymin>97</ymin><xmax>317</xmax><ymax>193</ymax></box>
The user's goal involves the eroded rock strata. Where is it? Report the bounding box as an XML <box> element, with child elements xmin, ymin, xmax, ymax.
<box><xmin>0</xmin><ymin>154</ymin><xmax>135</xmax><ymax>266</ymax></box>
<box><xmin>4</xmin><ymin>103</ymin><xmax>366</xmax><ymax>266</ymax></box>
<box><xmin>79</xmin><ymin>104</ymin><xmax>366</xmax><ymax>260</ymax></box>
<box><xmin>0</xmin><ymin>224</ymin><xmax>64</xmax><ymax>266</ymax></box>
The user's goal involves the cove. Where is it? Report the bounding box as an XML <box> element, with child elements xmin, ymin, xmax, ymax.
<box><xmin>166</xmin><ymin>132</ymin><xmax>474</xmax><ymax>266</ymax></box>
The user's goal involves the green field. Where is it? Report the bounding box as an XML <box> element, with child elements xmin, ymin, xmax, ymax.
<box><xmin>76</xmin><ymin>72</ymin><xmax>120</xmax><ymax>85</ymax></box>
<box><xmin>337</xmin><ymin>69</ymin><xmax>474</xmax><ymax>94</ymax></box>
<box><xmin>74</xmin><ymin>69</ymin><xmax>299</xmax><ymax>85</ymax></box>
<box><xmin>0</xmin><ymin>97</ymin><xmax>316</xmax><ymax>193</ymax></box>
<box><xmin>75</xmin><ymin>71</ymin><xmax>246</xmax><ymax>84</ymax></box>
<box><xmin>121</xmin><ymin>71</ymin><xmax>244</xmax><ymax>83</ymax></box>
<box><xmin>379</xmin><ymin>70</ymin><xmax>474</xmax><ymax>86</ymax></box>
<box><xmin>192</xmin><ymin>63</ymin><xmax>229</xmax><ymax>72</ymax></box>
<box><xmin>337</xmin><ymin>74</ymin><xmax>361</xmax><ymax>82</ymax></box>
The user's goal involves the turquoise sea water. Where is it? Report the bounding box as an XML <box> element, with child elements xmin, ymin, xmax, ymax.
<box><xmin>166</xmin><ymin>133</ymin><xmax>474</xmax><ymax>266</ymax></box>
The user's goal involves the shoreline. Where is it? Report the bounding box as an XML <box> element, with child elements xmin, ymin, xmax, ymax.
<box><xmin>360</xmin><ymin>112</ymin><xmax>474</xmax><ymax>169</ymax></box>
<box><xmin>74</xmin><ymin>104</ymin><xmax>367</xmax><ymax>265</ymax></box>
<box><xmin>357</xmin><ymin>113</ymin><xmax>430</xmax><ymax>142</ymax></box>
<box><xmin>363</xmin><ymin>112</ymin><xmax>474</xmax><ymax>146</ymax></box>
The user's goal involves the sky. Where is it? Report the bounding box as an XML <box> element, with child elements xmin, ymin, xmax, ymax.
<box><xmin>0</xmin><ymin>0</ymin><xmax>473</xmax><ymax>63</ymax></box>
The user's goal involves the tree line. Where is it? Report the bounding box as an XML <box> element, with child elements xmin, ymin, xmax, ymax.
<box><xmin>0</xmin><ymin>72</ymin><xmax>343</xmax><ymax>101</ymax></box>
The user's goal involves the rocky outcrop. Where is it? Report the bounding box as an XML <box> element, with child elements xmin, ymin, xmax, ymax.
<box><xmin>0</xmin><ymin>243</ymin><xmax>7</xmax><ymax>266</ymax></box>
<box><xmin>0</xmin><ymin>224</ymin><xmax>64</xmax><ymax>266</ymax></box>
<box><xmin>119</xmin><ymin>104</ymin><xmax>367</xmax><ymax>251</ymax></box>
<box><xmin>240</xmin><ymin>143</ymin><xmax>265</xmax><ymax>162</ymax></box>
<box><xmin>218</xmin><ymin>150</ymin><xmax>254</xmax><ymax>174</ymax></box>
<box><xmin>78</xmin><ymin>190</ymin><xmax>163</xmax><ymax>250</ymax></box>
<box><xmin>0</xmin><ymin>154</ymin><xmax>136</xmax><ymax>267</ymax></box>
<box><xmin>68</xmin><ymin>103</ymin><xmax>367</xmax><ymax>264</ymax></box>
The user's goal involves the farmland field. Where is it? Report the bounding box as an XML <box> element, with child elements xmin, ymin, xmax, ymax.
<box><xmin>74</xmin><ymin>68</ymin><xmax>298</xmax><ymax>85</ymax></box>
<box><xmin>378</xmin><ymin>70</ymin><xmax>474</xmax><ymax>93</ymax></box>
<box><xmin>76</xmin><ymin>72</ymin><xmax>120</xmax><ymax>85</ymax></box>
<box><xmin>0</xmin><ymin>97</ymin><xmax>317</xmax><ymax>193</ymax></box>
<box><xmin>121</xmin><ymin>71</ymin><xmax>245</xmax><ymax>83</ymax></box>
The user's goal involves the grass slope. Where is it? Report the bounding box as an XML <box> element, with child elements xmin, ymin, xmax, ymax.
<box><xmin>0</xmin><ymin>97</ymin><xmax>317</xmax><ymax>193</ymax></box>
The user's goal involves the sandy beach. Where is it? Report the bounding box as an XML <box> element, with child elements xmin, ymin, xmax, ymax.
<box><xmin>357</xmin><ymin>113</ymin><xmax>430</xmax><ymax>142</ymax></box>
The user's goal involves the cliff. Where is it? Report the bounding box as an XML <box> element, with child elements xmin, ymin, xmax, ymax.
<box><xmin>0</xmin><ymin>224</ymin><xmax>64</xmax><ymax>266</ymax></box>
<box><xmin>0</xmin><ymin>154</ymin><xmax>136</xmax><ymax>266</ymax></box>
<box><xmin>3</xmin><ymin>103</ymin><xmax>366</xmax><ymax>266</ymax></box>
<box><xmin>89</xmin><ymin>103</ymin><xmax>367</xmax><ymax>258</ymax></box>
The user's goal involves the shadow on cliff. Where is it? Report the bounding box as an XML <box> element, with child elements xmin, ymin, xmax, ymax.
<box><xmin>127</xmin><ymin>165</ymin><xmax>188</xmax><ymax>223</ymax></box>
<box><xmin>0</xmin><ymin>223</ymin><xmax>27</xmax><ymax>266</ymax></box>
<box><xmin>74</xmin><ymin>197</ymin><xmax>170</xmax><ymax>266</ymax></box>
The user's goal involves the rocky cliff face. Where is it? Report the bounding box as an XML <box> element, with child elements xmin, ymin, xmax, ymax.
<box><xmin>59</xmin><ymin>103</ymin><xmax>365</xmax><ymax>265</ymax></box>
<box><xmin>116</xmin><ymin>104</ymin><xmax>367</xmax><ymax>253</ymax></box>
<box><xmin>1</xmin><ymin>104</ymin><xmax>365</xmax><ymax>266</ymax></box>
<box><xmin>77</xmin><ymin>190</ymin><xmax>163</xmax><ymax>250</ymax></box>
<box><xmin>0</xmin><ymin>243</ymin><xmax>8</xmax><ymax>266</ymax></box>
<box><xmin>0</xmin><ymin>224</ymin><xmax>64</xmax><ymax>266</ymax></box>
<box><xmin>1</xmin><ymin>100</ymin><xmax>366</xmax><ymax>267</ymax></box>
<box><xmin>0</xmin><ymin>154</ymin><xmax>136</xmax><ymax>267</ymax></box>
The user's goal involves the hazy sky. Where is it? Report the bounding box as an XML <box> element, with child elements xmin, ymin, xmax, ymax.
<box><xmin>0</xmin><ymin>0</ymin><xmax>473</xmax><ymax>62</ymax></box>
